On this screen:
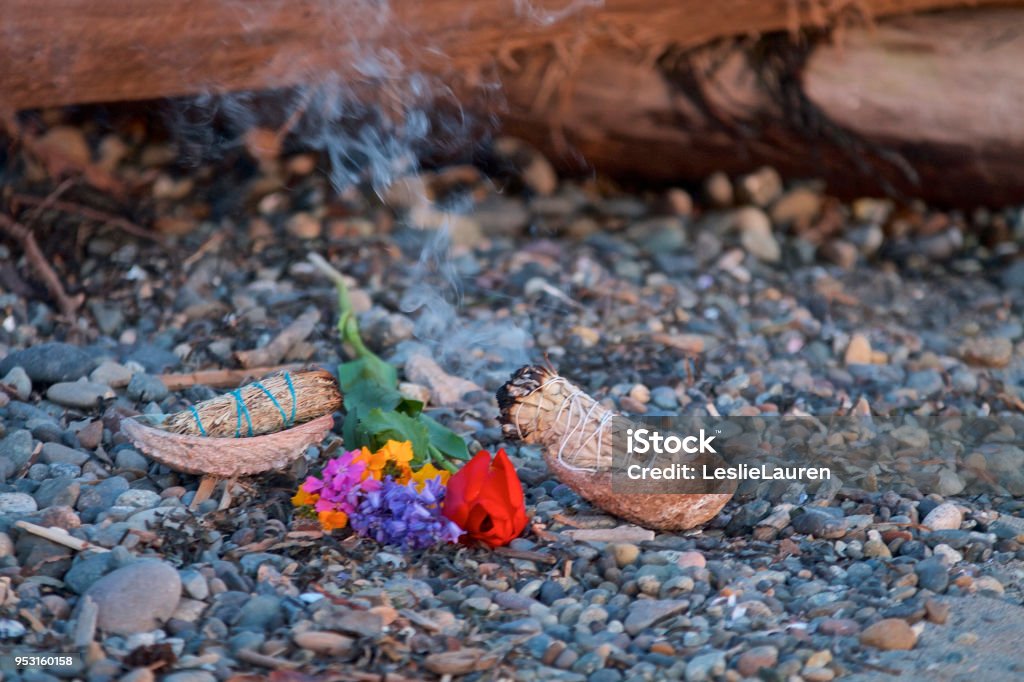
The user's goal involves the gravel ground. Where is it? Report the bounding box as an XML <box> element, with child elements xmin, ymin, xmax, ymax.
<box><xmin>2</xmin><ymin>112</ymin><xmax>1024</xmax><ymax>681</ymax></box>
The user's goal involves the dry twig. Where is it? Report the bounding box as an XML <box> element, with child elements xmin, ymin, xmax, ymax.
<box><xmin>15</xmin><ymin>520</ymin><xmax>109</xmax><ymax>553</ymax></box>
<box><xmin>0</xmin><ymin>213</ymin><xmax>82</xmax><ymax>316</ymax></box>
<box><xmin>235</xmin><ymin>308</ymin><xmax>321</xmax><ymax>368</ymax></box>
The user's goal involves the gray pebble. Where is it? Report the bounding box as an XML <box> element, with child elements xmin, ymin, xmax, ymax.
<box><xmin>89</xmin><ymin>360</ymin><xmax>133</xmax><ymax>388</ymax></box>
<box><xmin>1</xmin><ymin>366</ymin><xmax>32</xmax><ymax>400</ymax></box>
<box><xmin>46</xmin><ymin>380</ymin><xmax>114</xmax><ymax>409</ymax></box>
<box><xmin>41</xmin><ymin>442</ymin><xmax>89</xmax><ymax>466</ymax></box>
<box><xmin>126</xmin><ymin>374</ymin><xmax>169</xmax><ymax>403</ymax></box>
<box><xmin>0</xmin><ymin>342</ymin><xmax>94</xmax><ymax>384</ymax></box>
<box><xmin>84</xmin><ymin>559</ymin><xmax>181</xmax><ymax>635</ymax></box>
<box><xmin>0</xmin><ymin>492</ymin><xmax>37</xmax><ymax>514</ymax></box>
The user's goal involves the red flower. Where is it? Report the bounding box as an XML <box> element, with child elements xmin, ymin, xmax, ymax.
<box><xmin>443</xmin><ymin>449</ymin><xmax>528</xmax><ymax>548</ymax></box>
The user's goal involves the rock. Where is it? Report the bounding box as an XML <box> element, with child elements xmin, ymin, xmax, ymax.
<box><xmin>76</xmin><ymin>420</ymin><xmax>103</xmax><ymax>450</ymax></box>
<box><xmin>792</xmin><ymin>509</ymin><xmax>847</xmax><ymax>539</ymax></box>
<box><xmin>820</xmin><ymin>240</ymin><xmax>858</xmax><ymax>269</ymax></box>
<box><xmin>858</xmin><ymin>619</ymin><xmax>917</xmax><ymax>650</ymax></box>
<box><xmin>891</xmin><ymin>424</ymin><xmax>930</xmax><ymax>449</ymax></box>
<box><xmin>626</xmin><ymin>218</ymin><xmax>687</xmax><ymax>253</ymax></box>
<box><xmin>770</xmin><ymin>186</ymin><xmax>822</xmax><ymax>227</ymax></box>
<box><xmin>737</xmin><ymin>645</ymin><xmax>779</xmax><ymax>677</ymax></box>
<box><xmin>46</xmin><ymin>380</ymin><xmax>114</xmax><ymax>409</ymax></box>
<box><xmin>33</xmin><ymin>477</ymin><xmax>81</xmax><ymax>509</ymax></box>
<box><xmin>0</xmin><ymin>430</ymin><xmax>34</xmax><ymax>478</ymax></box>
<box><xmin>163</xmin><ymin>673</ymin><xmax>216</xmax><ymax>682</ymax></box>
<box><xmin>933</xmin><ymin>544</ymin><xmax>963</xmax><ymax>565</ymax></box>
<box><xmin>286</xmin><ymin>212</ymin><xmax>322</xmax><ymax>239</ymax></box>
<box><xmin>935</xmin><ymin>469</ymin><xmax>965</xmax><ymax>497</ymax></box>
<box><xmin>0</xmin><ymin>532</ymin><xmax>13</xmax><ymax>558</ymax></box>
<box><xmin>624</xmin><ymin>599</ymin><xmax>688</xmax><ymax>635</ymax></box>
<box><xmin>922</xmin><ymin>502</ymin><xmax>963</xmax><ymax>531</ymax></box>
<box><xmin>89</xmin><ymin>361</ymin><xmax>133</xmax><ymax>388</ymax></box>
<box><xmin>610</xmin><ymin>543</ymin><xmax>640</xmax><ymax>567</ymax></box>
<box><xmin>404</xmin><ymin>355</ymin><xmax>481</xmax><ymax>406</ymax></box>
<box><xmin>41</xmin><ymin>442</ymin><xmax>89</xmax><ymax>466</ymax></box>
<box><xmin>915</xmin><ymin>558</ymin><xmax>949</xmax><ymax>593</ymax></box>
<box><xmin>734</xmin><ymin>207</ymin><xmax>781</xmax><ymax>263</ymax></box>
<box><xmin>738</xmin><ymin>167</ymin><xmax>783</xmax><ymax>206</ymax></box>
<box><xmin>64</xmin><ymin>551</ymin><xmax>115</xmax><ymax>594</ymax></box>
<box><xmin>234</xmin><ymin>594</ymin><xmax>284</xmax><ymax>631</ymax></box>
<box><xmin>819</xmin><ymin>618</ymin><xmax>860</xmax><ymax>636</ymax></box>
<box><xmin>650</xmin><ymin>386</ymin><xmax>678</xmax><ymax>409</ymax></box>
<box><xmin>114</xmin><ymin>489</ymin><xmax>161</xmax><ymax>509</ymax></box>
<box><xmin>705</xmin><ymin>171</ymin><xmax>733</xmax><ymax>207</ymax></box>
<box><xmin>1</xmin><ymin>367</ymin><xmax>32</xmax><ymax>400</ymax></box>
<box><xmin>924</xmin><ymin>599</ymin><xmax>950</xmax><ymax>625</ymax></box>
<box><xmin>959</xmin><ymin>337</ymin><xmax>1013</xmax><ymax>368</ymax></box>
<box><xmin>0</xmin><ymin>492</ymin><xmax>37</xmax><ymax>514</ymax></box>
<box><xmin>0</xmin><ymin>343</ymin><xmax>94</xmax><ymax>384</ymax></box>
<box><xmin>84</xmin><ymin>559</ymin><xmax>181</xmax><ymax>635</ymax></box>
<box><xmin>126</xmin><ymin>374</ymin><xmax>169</xmax><ymax>403</ymax></box>
<box><xmin>685</xmin><ymin>651</ymin><xmax>726</xmax><ymax>682</ymax></box>
<box><xmin>975</xmin><ymin>576</ymin><xmax>1005</xmax><ymax>595</ymax></box>
<box><xmin>76</xmin><ymin>476</ymin><xmax>130</xmax><ymax>520</ymax></box>
<box><xmin>845</xmin><ymin>333</ymin><xmax>872</xmax><ymax>365</ymax></box>
<box><xmin>123</xmin><ymin>345</ymin><xmax>179</xmax><ymax>373</ymax></box>
<box><xmin>294</xmin><ymin>630</ymin><xmax>355</xmax><ymax>655</ymax></box>
<box><xmin>675</xmin><ymin>551</ymin><xmax>706</xmax><ymax>570</ymax></box>
<box><xmin>114</xmin><ymin>449</ymin><xmax>149</xmax><ymax>473</ymax></box>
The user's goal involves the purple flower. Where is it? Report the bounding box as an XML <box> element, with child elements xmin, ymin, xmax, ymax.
<box><xmin>302</xmin><ymin>449</ymin><xmax>379</xmax><ymax>515</ymax></box>
<box><xmin>350</xmin><ymin>476</ymin><xmax>463</xmax><ymax>550</ymax></box>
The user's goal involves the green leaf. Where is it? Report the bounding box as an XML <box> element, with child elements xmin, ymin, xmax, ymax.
<box><xmin>421</xmin><ymin>413</ymin><xmax>470</xmax><ymax>462</ymax></box>
<box><xmin>343</xmin><ymin>380</ymin><xmax>403</xmax><ymax>416</ymax></box>
<box><xmin>360</xmin><ymin>408</ymin><xmax>431</xmax><ymax>465</ymax></box>
<box><xmin>396</xmin><ymin>397</ymin><xmax>424</xmax><ymax>418</ymax></box>
<box><xmin>337</xmin><ymin>357</ymin><xmax>397</xmax><ymax>392</ymax></box>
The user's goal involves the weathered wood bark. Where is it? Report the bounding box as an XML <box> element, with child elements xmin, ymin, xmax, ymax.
<box><xmin>1</xmin><ymin>1</ymin><xmax>1023</xmax><ymax>205</ymax></box>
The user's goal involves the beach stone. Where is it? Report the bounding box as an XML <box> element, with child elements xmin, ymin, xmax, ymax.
<box><xmin>819</xmin><ymin>618</ymin><xmax>860</xmax><ymax>636</ymax></box>
<box><xmin>624</xmin><ymin>600</ymin><xmax>688</xmax><ymax>635</ymax></box>
<box><xmin>76</xmin><ymin>420</ymin><xmax>103</xmax><ymax>450</ymax></box>
<box><xmin>685</xmin><ymin>650</ymin><xmax>726</xmax><ymax>681</ymax></box>
<box><xmin>610</xmin><ymin>543</ymin><xmax>640</xmax><ymax>567</ymax></box>
<box><xmin>84</xmin><ymin>559</ymin><xmax>181</xmax><ymax>635</ymax></box>
<box><xmin>924</xmin><ymin>599</ymin><xmax>950</xmax><ymax>624</ymax></box>
<box><xmin>770</xmin><ymin>186</ymin><xmax>823</xmax><ymax>226</ymax></box>
<box><xmin>2</xmin><ymin>367</ymin><xmax>32</xmax><ymax>400</ymax></box>
<box><xmin>46</xmin><ymin>380</ymin><xmax>114</xmax><ymax>409</ymax></box>
<box><xmin>126</xmin><ymin>373</ymin><xmax>169</xmax><ymax>403</ymax></box>
<box><xmin>858</xmin><ymin>619</ymin><xmax>917</xmax><ymax>650</ymax></box>
<box><xmin>234</xmin><ymin>594</ymin><xmax>284</xmax><ymax>631</ymax></box>
<box><xmin>923</xmin><ymin>503</ymin><xmax>963</xmax><ymax>531</ymax></box>
<box><xmin>845</xmin><ymin>334</ymin><xmax>872</xmax><ymax>365</ymax></box>
<box><xmin>675</xmin><ymin>551</ymin><xmax>706</xmax><ymax>570</ymax></box>
<box><xmin>0</xmin><ymin>492</ymin><xmax>37</xmax><ymax>514</ymax></box>
<box><xmin>294</xmin><ymin>630</ymin><xmax>355</xmax><ymax>655</ymax></box>
<box><xmin>41</xmin><ymin>442</ymin><xmax>89</xmax><ymax>466</ymax></box>
<box><xmin>115</xmin><ymin>449</ymin><xmax>149</xmax><ymax>472</ymax></box>
<box><xmin>33</xmin><ymin>477</ymin><xmax>80</xmax><ymax>509</ymax></box>
<box><xmin>738</xmin><ymin>166</ymin><xmax>783</xmax><ymax>206</ymax></box>
<box><xmin>0</xmin><ymin>343</ymin><xmax>94</xmax><ymax>384</ymax></box>
<box><xmin>114</xmin><ymin>489</ymin><xmax>161</xmax><ymax>509</ymax></box>
<box><xmin>0</xmin><ymin>532</ymin><xmax>13</xmax><ymax>558</ymax></box>
<box><xmin>89</xmin><ymin>361</ymin><xmax>133</xmax><ymax>388</ymax></box>
<box><xmin>960</xmin><ymin>337</ymin><xmax>1013</xmax><ymax>368</ymax></box>
<box><xmin>76</xmin><ymin>476</ymin><xmax>130</xmax><ymax>520</ymax></box>
<box><xmin>163</xmin><ymin>673</ymin><xmax>215</xmax><ymax>682</ymax></box>
<box><xmin>915</xmin><ymin>558</ymin><xmax>949</xmax><ymax>593</ymax></box>
<box><xmin>734</xmin><ymin>207</ymin><xmax>780</xmax><ymax>263</ymax></box>
<box><xmin>737</xmin><ymin>646</ymin><xmax>779</xmax><ymax>677</ymax></box>
<box><xmin>64</xmin><ymin>551</ymin><xmax>115</xmax><ymax>594</ymax></box>
<box><xmin>0</xmin><ymin>430</ymin><xmax>35</xmax><ymax>474</ymax></box>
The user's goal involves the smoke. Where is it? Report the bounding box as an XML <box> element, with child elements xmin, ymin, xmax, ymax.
<box><xmin>161</xmin><ymin>0</ymin><xmax>608</xmax><ymax>382</ymax></box>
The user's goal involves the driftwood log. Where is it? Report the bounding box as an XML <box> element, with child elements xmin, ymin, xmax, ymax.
<box><xmin>2</xmin><ymin>1</ymin><xmax>1022</xmax><ymax>205</ymax></box>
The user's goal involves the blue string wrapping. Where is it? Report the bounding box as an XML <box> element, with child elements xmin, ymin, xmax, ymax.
<box><xmin>284</xmin><ymin>372</ymin><xmax>297</xmax><ymax>426</ymax></box>
<box><xmin>189</xmin><ymin>405</ymin><xmax>207</xmax><ymax>436</ymax></box>
<box><xmin>253</xmin><ymin>379</ymin><xmax>292</xmax><ymax>429</ymax></box>
<box><xmin>232</xmin><ymin>389</ymin><xmax>254</xmax><ymax>438</ymax></box>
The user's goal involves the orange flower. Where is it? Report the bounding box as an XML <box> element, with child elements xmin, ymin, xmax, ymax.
<box><xmin>442</xmin><ymin>449</ymin><xmax>528</xmax><ymax>548</ymax></box>
<box><xmin>410</xmin><ymin>462</ymin><xmax>451</xmax><ymax>490</ymax></box>
<box><xmin>317</xmin><ymin>509</ymin><xmax>349</xmax><ymax>531</ymax></box>
<box><xmin>291</xmin><ymin>488</ymin><xmax>319</xmax><ymax>507</ymax></box>
<box><xmin>378</xmin><ymin>439</ymin><xmax>414</xmax><ymax>482</ymax></box>
<box><xmin>355</xmin><ymin>445</ymin><xmax>389</xmax><ymax>480</ymax></box>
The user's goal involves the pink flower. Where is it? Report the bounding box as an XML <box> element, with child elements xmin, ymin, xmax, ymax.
<box><xmin>302</xmin><ymin>449</ymin><xmax>380</xmax><ymax>515</ymax></box>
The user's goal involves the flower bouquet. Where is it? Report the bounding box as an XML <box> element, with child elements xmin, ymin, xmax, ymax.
<box><xmin>293</xmin><ymin>441</ymin><xmax>528</xmax><ymax>549</ymax></box>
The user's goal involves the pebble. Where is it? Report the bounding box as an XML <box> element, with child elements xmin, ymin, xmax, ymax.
<box><xmin>89</xmin><ymin>360</ymin><xmax>133</xmax><ymax>388</ymax></box>
<box><xmin>294</xmin><ymin>630</ymin><xmax>355</xmax><ymax>655</ymax></box>
<box><xmin>858</xmin><ymin>618</ymin><xmax>918</xmax><ymax>650</ymax></box>
<box><xmin>41</xmin><ymin>442</ymin><xmax>89</xmax><ymax>465</ymax></box>
<box><xmin>114</xmin><ymin>489</ymin><xmax>161</xmax><ymax>509</ymax></box>
<box><xmin>844</xmin><ymin>333</ymin><xmax>872</xmax><ymax>365</ymax></box>
<box><xmin>685</xmin><ymin>650</ymin><xmax>725</xmax><ymax>682</ymax></box>
<box><xmin>126</xmin><ymin>373</ymin><xmax>169</xmax><ymax>402</ymax></box>
<box><xmin>737</xmin><ymin>645</ymin><xmax>779</xmax><ymax>677</ymax></box>
<box><xmin>674</xmin><ymin>551</ymin><xmax>706</xmax><ymax>570</ymax></box>
<box><xmin>0</xmin><ymin>342</ymin><xmax>94</xmax><ymax>383</ymax></box>
<box><xmin>959</xmin><ymin>337</ymin><xmax>1013</xmax><ymax>368</ymax></box>
<box><xmin>2</xmin><ymin>366</ymin><xmax>32</xmax><ymax>400</ymax></box>
<box><xmin>610</xmin><ymin>543</ymin><xmax>640</xmax><ymax>567</ymax></box>
<box><xmin>734</xmin><ymin>207</ymin><xmax>781</xmax><ymax>263</ymax></box>
<box><xmin>46</xmin><ymin>380</ymin><xmax>114</xmax><ymax>408</ymax></box>
<box><xmin>624</xmin><ymin>600</ymin><xmax>688</xmax><ymax>635</ymax></box>
<box><xmin>84</xmin><ymin>560</ymin><xmax>182</xmax><ymax>635</ymax></box>
<box><xmin>0</xmin><ymin>492</ymin><xmax>38</xmax><ymax>514</ymax></box>
<box><xmin>738</xmin><ymin>166</ymin><xmax>783</xmax><ymax>206</ymax></box>
<box><xmin>914</xmin><ymin>557</ymin><xmax>949</xmax><ymax>593</ymax></box>
<box><xmin>923</xmin><ymin>502</ymin><xmax>963</xmax><ymax>531</ymax></box>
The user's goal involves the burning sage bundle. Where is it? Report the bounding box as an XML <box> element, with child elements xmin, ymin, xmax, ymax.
<box><xmin>498</xmin><ymin>365</ymin><xmax>733</xmax><ymax>530</ymax></box>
